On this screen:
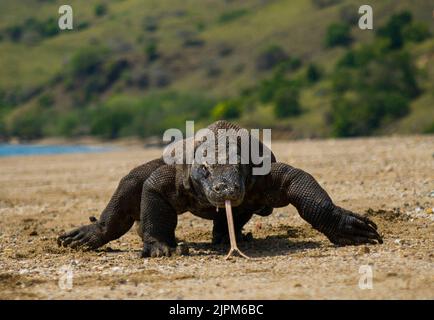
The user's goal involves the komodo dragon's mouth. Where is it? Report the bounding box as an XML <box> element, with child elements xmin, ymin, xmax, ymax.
<box><xmin>224</xmin><ymin>200</ymin><xmax>250</xmax><ymax>260</ymax></box>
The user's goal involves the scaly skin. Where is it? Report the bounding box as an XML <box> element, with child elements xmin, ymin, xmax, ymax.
<box><xmin>58</xmin><ymin>121</ymin><xmax>383</xmax><ymax>257</ymax></box>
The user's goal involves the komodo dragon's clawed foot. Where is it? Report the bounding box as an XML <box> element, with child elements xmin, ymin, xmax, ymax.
<box><xmin>141</xmin><ymin>241</ymin><xmax>172</xmax><ymax>258</ymax></box>
<box><xmin>57</xmin><ymin>223</ymin><xmax>106</xmax><ymax>250</ymax></box>
<box><xmin>141</xmin><ymin>240</ymin><xmax>189</xmax><ymax>258</ymax></box>
<box><xmin>326</xmin><ymin>209</ymin><xmax>383</xmax><ymax>246</ymax></box>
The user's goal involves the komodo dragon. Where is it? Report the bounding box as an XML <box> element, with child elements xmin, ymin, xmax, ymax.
<box><xmin>58</xmin><ymin>120</ymin><xmax>383</xmax><ymax>258</ymax></box>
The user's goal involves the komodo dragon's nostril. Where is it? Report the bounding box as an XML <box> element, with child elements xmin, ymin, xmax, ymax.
<box><xmin>213</xmin><ymin>182</ymin><xmax>226</xmax><ymax>192</ymax></box>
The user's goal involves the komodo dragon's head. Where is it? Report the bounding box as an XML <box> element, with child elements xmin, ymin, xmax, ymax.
<box><xmin>189</xmin><ymin>152</ymin><xmax>249</xmax><ymax>208</ymax></box>
<box><xmin>166</xmin><ymin>121</ymin><xmax>275</xmax><ymax>209</ymax></box>
<box><xmin>164</xmin><ymin>120</ymin><xmax>275</xmax><ymax>259</ymax></box>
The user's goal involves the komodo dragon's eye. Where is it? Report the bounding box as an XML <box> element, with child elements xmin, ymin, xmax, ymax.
<box><xmin>200</xmin><ymin>165</ymin><xmax>209</xmax><ymax>178</ymax></box>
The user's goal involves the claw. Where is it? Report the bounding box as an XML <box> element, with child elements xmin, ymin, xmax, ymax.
<box><xmin>141</xmin><ymin>240</ymin><xmax>173</xmax><ymax>258</ymax></box>
<box><xmin>327</xmin><ymin>209</ymin><xmax>383</xmax><ymax>246</ymax></box>
<box><xmin>224</xmin><ymin>200</ymin><xmax>250</xmax><ymax>260</ymax></box>
<box><xmin>57</xmin><ymin>224</ymin><xmax>104</xmax><ymax>250</ymax></box>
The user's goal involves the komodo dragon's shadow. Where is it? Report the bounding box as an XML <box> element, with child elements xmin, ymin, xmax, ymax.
<box><xmin>93</xmin><ymin>226</ymin><xmax>322</xmax><ymax>257</ymax></box>
<box><xmin>185</xmin><ymin>226</ymin><xmax>322</xmax><ymax>258</ymax></box>
<box><xmin>188</xmin><ymin>238</ymin><xmax>321</xmax><ymax>258</ymax></box>
<box><xmin>93</xmin><ymin>238</ymin><xmax>321</xmax><ymax>258</ymax></box>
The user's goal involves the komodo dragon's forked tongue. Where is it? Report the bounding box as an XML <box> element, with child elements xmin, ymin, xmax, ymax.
<box><xmin>224</xmin><ymin>200</ymin><xmax>250</xmax><ymax>260</ymax></box>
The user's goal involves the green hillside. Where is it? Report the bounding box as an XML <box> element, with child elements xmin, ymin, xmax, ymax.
<box><xmin>0</xmin><ymin>0</ymin><xmax>433</xmax><ymax>140</ymax></box>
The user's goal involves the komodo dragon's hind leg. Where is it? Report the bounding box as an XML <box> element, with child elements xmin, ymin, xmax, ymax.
<box><xmin>57</xmin><ymin>158</ymin><xmax>165</xmax><ymax>250</ymax></box>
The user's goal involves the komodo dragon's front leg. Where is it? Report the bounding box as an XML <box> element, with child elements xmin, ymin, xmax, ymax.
<box><xmin>258</xmin><ymin>163</ymin><xmax>383</xmax><ymax>245</ymax></box>
<box><xmin>139</xmin><ymin>165</ymin><xmax>180</xmax><ymax>258</ymax></box>
<box><xmin>57</xmin><ymin>158</ymin><xmax>165</xmax><ymax>250</ymax></box>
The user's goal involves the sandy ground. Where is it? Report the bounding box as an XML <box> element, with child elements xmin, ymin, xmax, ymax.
<box><xmin>0</xmin><ymin>136</ymin><xmax>433</xmax><ymax>300</ymax></box>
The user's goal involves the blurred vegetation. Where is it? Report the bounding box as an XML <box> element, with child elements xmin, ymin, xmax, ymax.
<box><xmin>325</xmin><ymin>22</ymin><xmax>353</xmax><ymax>47</ymax></box>
<box><xmin>5</xmin><ymin>92</ymin><xmax>216</xmax><ymax>139</ymax></box>
<box><xmin>211</xmin><ymin>100</ymin><xmax>242</xmax><ymax>120</ymax></box>
<box><xmin>0</xmin><ymin>0</ymin><xmax>433</xmax><ymax>141</ymax></box>
<box><xmin>218</xmin><ymin>9</ymin><xmax>249</xmax><ymax>24</ymax></box>
<box><xmin>329</xmin><ymin>11</ymin><xmax>426</xmax><ymax>136</ymax></box>
<box><xmin>94</xmin><ymin>3</ymin><xmax>108</xmax><ymax>17</ymax></box>
<box><xmin>1</xmin><ymin>17</ymin><xmax>60</xmax><ymax>44</ymax></box>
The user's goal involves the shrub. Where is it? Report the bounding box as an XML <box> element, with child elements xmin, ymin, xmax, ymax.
<box><xmin>358</xmin><ymin>50</ymin><xmax>419</xmax><ymax>99</ymax></box>
<box><xmin>312</xmin><ymin>0</ymin><xmax>341</xmax><ymax>9</ymax></box>
<box><xmin>88</xmin><ymin>92</ymin><xmax>216</xmax><ymax>139</ymax></box>
<box><xmin>66</xmin><ymin>54</ymin><xmax>128</xmax><ymax>102</ymax></box>
<box><xmin>7</xmin><ymin>106</ymin><xmax>47</xmax><ymax>139</ymax></box>
<box><xmin>339</xmin><ymin>4</ymin><xmax>359</xmax><ymax>24</ymax></box>
<box><xmin>423</xmin><ymin>122</ymin><xmax>434</xmax><ymax>134</ymax></box>
<box><xmin>274</xmin><ymin>57</ymin><xmax>302</xmax><ymax>74</ymax></box>
<box><xmin>256</xmin><ymin>45</ymin><xmax>288</xmax><ymax>71</ymax></box>
<box><xmin>376</xmin><ymin>11</ymin><xmax>412</xmax><ymax>49</ymax></box>
<box><xmin>126</xmin><ymin>69</ymin><xmax>149</xmax><ymax>88</ymax></box>
<box><xmin>211</xmin><ymin>100</ymin><xmax>241</xmax><ymax>120</ymax></box>
<box><xmin>56</xmin><ymin>112</ymin><xmax>82</xmax><ymax>136</ymax></box>
<box><xmin>218</xmin><ymin>9</ymin><xmax>248</xmax><ymax>24</ymax></box>
<box><xmin>325</xmin><ymin>23</ymin><xmax>352</xmax><ymax>47</ymax></box>
<box><xmin>330</xmin><ymin>46</ymin><xmax>417</xmax><ymax>137</ymax></box>
<box><xmin>256</xmin><ymin>69</ymin><xmax>302</xmax><ymax>104</ymax></box>
<box><xmin>145</xmin><ymin>41</ymin><xmax>159</xmax><ymax>62</ymax></box>
<box><xmin>94</xmin><ymin>3</ymin><xmax>108</xmax><ymax>17</ymax></box>
<box><xmin>376</xmin><ymin>92</ymin><xmax>409</xmax><ymax>119</ymax></box>
<box><xmin>273</xmin><ymin>87</ymin><xmax>301</xmax><ymax>118</ymax></box>
<box><xmin>143</xmin><ymin>16</ymin><xmax>158</xmax><ymax>32</ymax></box>
<box><xmin>337</xmin><ymin>45</ymin><xmax>378</xmax><ymax>68</ymax></box>
<box><xmin>306</xmin><ymin>63</ymin><xmax>321</xmax><ymax>83</ymax></box>
<box><xmin>217</xmin><ymin>43</ymin><xmax>233</xmax><ymax>57</ymax></box>
<box><xmin>403</xmin><ymin>22</ymin><xmax>431</xmax><ymax>43</ymax></box>
<box><xmin>40</xmin><ymin>17</ymin><xmax>59</xmax><ymax>37</ymax></box>
<box><xmin>0</xmin><ymin>93</ymin><xmax>10</xmax><ymax>138</ymax></box>
<box><xmin>331</xmin><ymin>92</ymin><xmax>409</xmax><ymax>137</ymax></box>
<box><xmin>183</xmin><ymin>37</ymin><xmax>205</xmax><ymax>47</ymax></box>
<box><xmin>151</xmin><ymin>68</ymin><xmax>171</xmax><ymax>87</ymax></box>
<box><xmin>196</xmin><ymin>21</ymin><xmax>205</xmax><ymax>32</ymax></box>
<box><xmin>38</xmin><ymin>94</ymin><xmax>54</xmax><ymax>108</ymax></box>
<box><xmin>5</xmin><ymin>25</ymin><xmax>22</xmax><ymax>42</ymax></box>
<box><xmin>258</xmin><ymin>75</ymin><xmax>287</xmax><ymax>103</ymax></box>
<box><xmin>76</xmin><ymin>21</ymin><xmax>90</xmax><ymax>31</ymax></box>
<box><xmin>2</xmin><ymin>16</ymin><xmax>62</xmax><ymax>43</ymax></box>
<box><xmin>105</xmin><ymin>59</ymin><xmax>129</xmax><ymax>85</ymax></box>
<box><xmin>68</xmin><ymin>46</ymin><xmax>109</xmax><ymax>77</ymax></box>
<box><xmin>206</xmin><ymin>62</ymin><xmax>221</xmax><ymax>78</ymax></box>
<box><xmin>90</xmin><ymin>102</ymin><xmax>135</xmax><ymax>139</ymax></box>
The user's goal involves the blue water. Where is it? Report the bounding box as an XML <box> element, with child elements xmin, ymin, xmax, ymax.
<box><xmin>0</xmin><ymin>144</ymin><xmax>114</xmax><ymax>157</ymax></box>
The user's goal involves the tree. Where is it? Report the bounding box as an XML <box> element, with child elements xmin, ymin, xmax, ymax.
<box><xmin>68</xmin><ymin>46</ymin><xmax>109</xmax><ymax>76</ymax></box>
<box><xmin>330</xmin><ymin>46</ymin><xmax>418</xmax><ymax>136</ymax></box>
<box><xmin>306</xmin><ymin>63</ymin><xmax>321</xmax><ymax>83</ymax></box>
<box><xmin>376</xmin><ymin>11</ymin><xmax>412</xmax><ymax>49</ymax></box>
<box><xmin>325</xmin><ymin>23</ymin><xmax>352</xmax><ymax>47</ymax></box>
<box><xmin>145</xmin><ymin>41</ymin><xmax>159</xmax><ymax>62</ymax></box>
<box><xmin>211</xmin><ymin>100</ymin><xmax>241</xmax><ymax>120</ymax></box>
<box><xmin>94</xmin><ymin>3</ymin><xmax>108</xmax><ymax>17</ymax></box>
<box><xmin>403</xmin><ymin>22</ymin><xmax>431</xmax><ymax>43</ymax></box>
<box><xmin>273</xmin><ymin>87</ymin><xmax>301</xmax><ymax>118</ymax></box>
<box><xmin>256</xmin><ymin>45</ymin><xmax>288</xmax><ymax>71</ymax></box>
